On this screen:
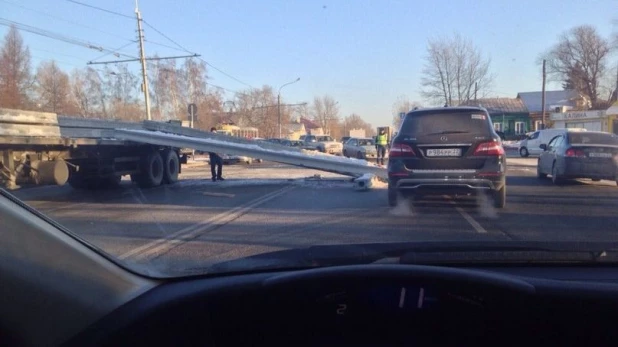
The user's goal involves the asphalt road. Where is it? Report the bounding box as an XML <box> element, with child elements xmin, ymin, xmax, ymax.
<box><xmin>10</xmin><ymin>156</ymin><xmax>618</xmax><ymax>277</ymax></box>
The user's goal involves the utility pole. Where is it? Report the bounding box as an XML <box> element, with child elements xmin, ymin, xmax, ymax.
<box><xmin>541</xmin><ymin>59</ymin><xmax>546</xmax><ymax>129</ymax></box>
<box><xmin>474</xmin><ymin>82</ymin><xmax>478</xmax><ymax>102</ymax></box>
<box><xmin>135</xmin><ymin>0</ymin><xmax>151</xmax><ymax>121</ymax></box>
<box><xmin>277</xmin><ymin>77</ymin><xmax>300</xmax><ymax>139</ymax></box>
<box><xmin>87</xmin><ymin>3</ymin><xmax>199</xmax><ymax>121</ymax></box>
<box><xmin>277</xmin><ymin>93</ymin><xmax>281</xmax><ymax>138</ymax></box>
<box><xmin>614</xmin><ymin>63</ymin><xmax>618</xmax><ymax>102</ymax></box>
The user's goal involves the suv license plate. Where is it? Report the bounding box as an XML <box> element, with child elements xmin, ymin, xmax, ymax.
<box><xmin>426</xmin><ymin>148</ymin><xmax>461</xmax><ymax>157</ymax></box>
<box><xmin>589</xmin><ymin>152</ymin><xmax>612</xmax><ymax>158</ymax></box>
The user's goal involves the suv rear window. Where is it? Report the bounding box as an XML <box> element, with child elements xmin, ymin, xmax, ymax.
<box><xmin>400</xmin><ymin>111</ymin><xmax>492</xmax><ymax>136</ymax></box>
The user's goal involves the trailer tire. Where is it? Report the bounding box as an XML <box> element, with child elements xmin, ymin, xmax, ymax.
<box><xmin>136</xmin><ymin>151</ymin><xmax>164</xmax><ymax>188</ymax></box>
<box><xmin>162</xmin><ymin>149</ymin><xmax>179</xmax><ymax>184</ymax></box>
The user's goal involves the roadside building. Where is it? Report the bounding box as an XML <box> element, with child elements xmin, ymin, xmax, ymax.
<box><xmin>461</xmin><ymin>98</ymin><xmax>529</xmax><ymax>138</ymax></box>
<box><xmin>517</xmin><ymin>90</ymin><xmax>589</xmax><ymax>131</ymax></box>
<box><xmin>284</xmin><ymin>122</ymin><xmax>306</xmax><ymax>140</ymax></box>
<box><xmin>605</xmin><ymin>101</ymin><xmax>618</xmax><ymax>135</ymax></box>
<box><xmin>550</xmin><ymin>110</ymin><xmax>609</xmax><ymax>132</ymax></box>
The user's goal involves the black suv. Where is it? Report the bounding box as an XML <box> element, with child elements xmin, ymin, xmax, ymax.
<box><xmin>387</xmin><ymin>106</ymin><xmax>506</xmax><ymax>208</ymax></box>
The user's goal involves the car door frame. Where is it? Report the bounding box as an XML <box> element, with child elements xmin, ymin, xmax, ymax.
<box><xmin>540</xmin><ymin>135</ymin><xmax>561</xmax><ymax>173</ymax></box>
<box><xmin>344</xmin><ymin>138</ymin><xmax>357</xmax><ymax>157</ymax></box>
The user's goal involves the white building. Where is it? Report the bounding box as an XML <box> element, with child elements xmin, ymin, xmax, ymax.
<box><xmin>549</xmin><ymin>110</ymin><xmax>608</xmax><ymax>132</ymax></box>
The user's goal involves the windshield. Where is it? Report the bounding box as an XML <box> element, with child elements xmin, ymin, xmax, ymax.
<box><xmin>2</xmin><ymin>1</ymin><xmax>618</xmax><ymax>279</ymax></box>
<box><xmin>358</xmin><ymin>139</ymin><xmax>375</xmax><ymax>146</ymax></box>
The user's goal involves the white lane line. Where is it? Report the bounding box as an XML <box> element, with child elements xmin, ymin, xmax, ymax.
<box><xmin>446</xmin><ymin>197</ymin><xmax>488</xmax><ymax>234</ymax></box>
<box><xmin>417</xmin><ymin>287</ymin><xmax>425</xmax><ymax>309</ymax></box>
<box><xmin>399</xmin><ymin>288</ymin><xmax>406</xmax><ymax>308</ymax></box>
<box><xmin>130</xmin><ymin>187</ymin><xmax>168</xmax><ymax>235</ymax></box>
<box><xmin>455</xmin><ymin>205</ymin><xmax>488</xmax><ymax>234</ymax></box>
<box><xmin>118</xmin><ymin>185</ymin><xmax>295</xmax><ymax>261</ymax></box>
<box><xmin>202</xmin><ymin>191</ymin><xmax>236</xmax><ymax>198</ymax></box>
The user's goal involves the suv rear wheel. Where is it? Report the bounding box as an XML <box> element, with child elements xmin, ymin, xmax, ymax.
<box><xmin>492</xmin><ymin>185</ymin><xmax>506</xmax><ymax>208</ymax></box>
<box><xmin>388</xmin><ymin>186</ymin><xmax>397</xmax><ymax>207</ymax></box>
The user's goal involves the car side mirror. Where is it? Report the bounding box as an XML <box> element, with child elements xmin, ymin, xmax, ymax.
<box><xmin>539</xmin><ymin>144</ymin><xmax>547</xmax><ymax>151</ymax></box>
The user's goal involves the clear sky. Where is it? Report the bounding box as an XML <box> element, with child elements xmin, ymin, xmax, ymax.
<box><xmin>1</xmin><ymin>0</ymin><xmax>616</xmax><ymax>126</ymax></box>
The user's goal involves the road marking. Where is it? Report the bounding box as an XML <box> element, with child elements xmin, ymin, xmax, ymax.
<box><xmin>118</xmin><ymin>185</ymin><xmax>295</xmax><ymax>261</ymax></box>
<box><xmin>455</xmin><ymin>205</ymin><xmax>488</xmax><ymax>233</ymax></box>
<box><xmin>446</xmin><ymin>197</ymin><xmax>488</xmax><ymax>234</ymax></box>
<box><xmin>417</xmin><ymin>287</ymin><xmax>425</xmax><ymax>309</ymax></box>
<box><xmin>202</xmin><ymin>191</ymin><xmax>235</xmax><ymax>198</ymax></box>
<box><xmin>399</xmin><ymin>287</ymin><xmax>406</xmax><ymax>308</ymax></box>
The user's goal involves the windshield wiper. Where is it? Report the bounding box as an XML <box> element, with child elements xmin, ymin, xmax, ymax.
<box><xmin>427</xmin><ymin>130</ymin><xmax>470</xmax><ymax>135</ymax></box>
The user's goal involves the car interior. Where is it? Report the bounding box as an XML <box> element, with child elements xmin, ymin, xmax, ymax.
<box><xmin>3</xmin><ymin>188</ymin><xmax>618</xmax><ymax>347</ymax></box>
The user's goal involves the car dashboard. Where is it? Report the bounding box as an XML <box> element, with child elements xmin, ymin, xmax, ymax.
<box><xmin>64</xmin><ymin>264</ymin><xmax>618</xmax><ymax>347</ymax></box>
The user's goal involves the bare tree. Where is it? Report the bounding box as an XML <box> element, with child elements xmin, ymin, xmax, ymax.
<box><xmin>0</xmin><ymin>25</ymin><xmax>32</xmax><ymax>109</ymax></box>
<box><xmin>311</xmin><ymin>95</ymin><xmax>339</xmax><ymax>135</ymax></box>
<box><xmin>233</xmin><ymin>86</ymin><xmax>286</xmax><ymax>138</ymax></box>
<box><xmin>342</xmin><ymin>113</ymin><xmax>374</xmax><ymax>137</ymax></box>
<box><xmin>544</xmin><ymin>25</ymin><xmax>612</xmax><ymax>108</ymax></box>
<box><xmin>69</xmin><ymin>67</ymin><xmax>108</xmax><ymax>118</ymax></box>
<box><xmin>391</xmin><ymin>95</ymin><xmax>422</xmax><ymax>129</ymax></box>
<box><xmin>420</xmin><ymin>34</ymin><xmax>493</xmax><ymax>106</ymax></box>
<box><xmin>34</xmin><ymin>60</ymin><xmax>71</xmax><ymax>113</ymax></box>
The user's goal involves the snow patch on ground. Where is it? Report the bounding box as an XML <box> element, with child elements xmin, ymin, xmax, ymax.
<box><xmin>177</xmin><ymin>178</ymin><xmax>355</xmax><ymax>189</ymax></box>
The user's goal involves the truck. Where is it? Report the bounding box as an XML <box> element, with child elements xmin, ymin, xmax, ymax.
<box><xmin>0</xmin><ymin>108</ymin><xmax>189</xmax><ymax>190</ymax></box>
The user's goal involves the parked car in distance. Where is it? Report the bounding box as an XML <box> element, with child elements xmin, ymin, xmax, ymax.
<box><xmin>343</xmin><ymin>137</ymin><xmax>378</xmax><ymax>160</ymax></box>
<box><xmin>302</xmin><ymin>135</ymin><xmax>343</xmax><ymax>155</ymax></box>
<box><xmin>537</xmin><ymin>131</ymin><xmax>618</xmax><ymax>185</ymax></box>
<box><xmin>519</xmin><ymin>128</ymin><xmax>587</xmax><ymax>157</ymax></box>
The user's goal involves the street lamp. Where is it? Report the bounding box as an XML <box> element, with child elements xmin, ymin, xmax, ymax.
<box><xmin>278</xmin><ymin>77</ymin><xmax>300</xmax><ymax>138</ymax></box>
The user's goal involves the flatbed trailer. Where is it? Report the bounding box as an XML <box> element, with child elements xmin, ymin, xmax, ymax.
<box><xmin>0</xmin><ymin>108</ymin><xmax>187</xmax><ymax>190</ymax></box>
<box><xmin>0</xmin><ymin>108</ymin><xmax>386</xmax><ymax>190</ymax></box>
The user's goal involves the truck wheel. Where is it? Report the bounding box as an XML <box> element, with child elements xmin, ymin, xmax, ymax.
<box><xmin>137</xmin><ymin>151</ymin><xmax>164</xmax><ymax>188</ymax></box>
<box><xmin>161</xmin><ymin>149</ymin><xmax>179</xmax><ymax>184</ymax></box>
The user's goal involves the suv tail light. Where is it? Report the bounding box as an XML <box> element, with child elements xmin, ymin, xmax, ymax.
<box><xmin>389</xmin><ymin>143</ymin><xmax>416</xmax><ymax>157</ymax></box>
<box><xmin>565</xmin><ymin>148</ymin><xmax>586</xmax><ymax>158</ymax></box>
<box><xmin>472</xmin><ymin>141</ymin><xmax>505</xmax><ymax>156</ymax></box>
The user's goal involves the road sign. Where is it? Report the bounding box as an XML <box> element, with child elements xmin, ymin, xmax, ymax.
<box><xmin>188</xmin><ymin>103</ymin><xmax>197</xmax><ymax>115</ymax></box>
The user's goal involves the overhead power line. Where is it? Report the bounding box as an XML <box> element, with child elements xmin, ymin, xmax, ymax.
<box><xmin>142</xmin><ymin>20</ymin><xmax>194</xmax><ymax>54</ymax></box>
<box><xmin>2</xmin><ymin>0</ymin><xmax>136</xmax><ymax>43</ymax></box>
<box><xmin>65</xmin><ymin>0</ymin><xmax>133</xmax><ymax>19</ymax></box>
<box><xmin>89</xmin><ymin>41</ymin><xmax>138</xmax><ymax>62</ymax></box>
<box><xmin>201</xmin><ymin>60</ymin><xmax>253</xmax><ymax>88</ymax></box>
<box><xmin>62</xmin><ymin>1</ymin><xmax>255</xmax><ymax>89</ymax></box>
<box><xmin>87</xmin><ymin>53</ymin><xmax>200</xmax><ymax>65</ymax></box>
<box><xmin>0</xmin><ymin>18</ymin><xmax>138</xmax><ymax>59</ymax></box>
<box><xmin>141</xmin><ymin>19</ymin><xmax>254</xmax><ymax>88</ymax></box>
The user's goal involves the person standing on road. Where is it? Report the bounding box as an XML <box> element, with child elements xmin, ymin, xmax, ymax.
<box><xmin>209</xmin><ymin>127</ymin><xmax>225</xmax><ymax>182</ymax></box>
<box><xmin>376</xmin><ymin>129</ymin><xmax>388</xmax><ymax>165</ymax></box>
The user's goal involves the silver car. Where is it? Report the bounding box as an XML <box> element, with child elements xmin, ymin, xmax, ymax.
<box><xmin>343</xmin><ymin>137</ymin><xmax>378</xmax><ymax>160</ymax></box>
